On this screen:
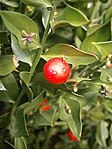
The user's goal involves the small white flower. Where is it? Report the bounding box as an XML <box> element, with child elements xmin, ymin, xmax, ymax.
<box><xmin>21</xmin><ymin>30</ymin><xmax>36</xmax><ymax>46</ymax></box>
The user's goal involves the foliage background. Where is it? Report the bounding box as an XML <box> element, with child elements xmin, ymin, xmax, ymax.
<box><xmin>0</xmin><ymin>0</ymin><xmax>112</xmax><ymax>148</ymax></box>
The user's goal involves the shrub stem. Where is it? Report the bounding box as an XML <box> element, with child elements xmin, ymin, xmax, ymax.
<box><xmin>11</xmin><ymin>1</ymin><xmax>58</xmax><ymax>115</ymax></box>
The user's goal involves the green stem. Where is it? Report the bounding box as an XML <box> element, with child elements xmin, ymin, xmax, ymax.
<box><xmin>11</xmin><ymin>89</ymin><xmax>25</xmax><ymax>115</ymax></box>
<box><xmin>90</xmin><ymin>0</ymin><xmax>101</xmax><ymax>22</ymax></box>
<box><xmin>11</xmin><ymin>1</ymin><xmax>58</xmax><ymax>115</ymax></box>
<box><xmin>80</xmin><ymin>60</ymin><xmax>106</xmax><ymax>78</ymax></box>
<box><xmin>42</xmin><ymin>127</ymin><xmax>54</xmax><ymax>149</ymax></box>
<box><xmin>26</xmin><ymin>1</ymin><xmax>58</xmax><ymax>84</ymax></box>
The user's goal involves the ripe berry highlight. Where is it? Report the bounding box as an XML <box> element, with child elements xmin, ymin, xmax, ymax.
<box><xmin>43</xmin><ymin>58</ymin><xmax>70</xmax><ymax>84</ymax></box>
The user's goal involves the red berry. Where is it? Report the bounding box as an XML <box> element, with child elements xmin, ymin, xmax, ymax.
<box><xmin>42</xmin><ymin>104</ymin><xmax>51</xmax><ymax>111</ymax></box>
<box><xmin>68</xmin><ymin>130</ymin><xmax>78</xmax><ymax>142</ymax></box>
<box><xmin>43</xmin><ymin>58</ymin><xmax>70</xmax><ymax>84</ymax></box>
<box><xmin>36</xmin><ymin>99</ymin><xmax>48</xmax><ymax>110</ymax></box>
<box><xmin>39</xmin><ymin>99</ymin><xmax>48</xmax><ymax>108</ymax></box>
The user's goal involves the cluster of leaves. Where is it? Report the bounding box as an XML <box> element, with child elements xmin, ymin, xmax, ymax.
<box><xmin>0</xmin><ymin>0</ymin><xmax>112</xmax><ymax>148</ymax></box>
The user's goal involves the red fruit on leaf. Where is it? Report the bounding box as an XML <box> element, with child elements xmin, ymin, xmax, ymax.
<box><xmin>43</xmin><ymin>58</ymin><xmax>70</xmax><ymax>84</ymax></box>
<box><xmin>35</xmin><ymin>99</ymin><xmax>48</xmax><ymax>110</ymax></box>
<box><xmin>68</xmin><ymin>130</ymin><xmax>78</xmax><ymax>142</ymax></box>
<box><xmin>39</xmin><ymin>99</ymin><xmax>48</xmax><ymax>108</ymax></box>
<box><xmin>42</xmin><ymin>104</ymin><xmax>51</xmax><ymax>111</ymax></box>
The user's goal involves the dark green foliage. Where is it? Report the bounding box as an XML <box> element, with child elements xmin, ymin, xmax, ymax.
<box><xmin>0</xmin><ymin>0</ymin><xmax>112</xmax><ymax>148</ymax></box>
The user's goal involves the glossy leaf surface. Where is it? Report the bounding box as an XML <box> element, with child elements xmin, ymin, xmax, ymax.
<box><xmin>42</xmin><ymin>44</ymin><xmax>97</xmax><ymax>67</ymax></box>
<box><xmin>21</xmin><ymin>0</ymin><xmax>52</xmax><ymax>8</ymax></box>
<box><xmin>0</xmin><ymin>55</ymin><xmax>18</xmax><ymax>76</ymax></box>
<box><xmin>15</xmin><ymin>137</ymin><xmax>27</xmax><ymax>149</ymax></box>
<box><xmin>0</xmin><ymin>11</ymin><xmax>40</xmax><ymax>51</ymax></box>
<box><xmin>51</xmin><ymin>5</ymin><xmax>89</xmax><ymax>29</ymax></box>
<box><xmin>81</xmin><ymin>21</ymin><xmax>111</xmax><ymax>58</ymax></box>
<box><xmin>59</xmin><ymin>96</ymin><xmax>82</xmax><ymax>140</ymax></box>
<box><xmin>10</xmin><ymin>108</ymin><xmax>28</xmax><ymax>137</ymax></box>
<box><xmin>11</xmin><ymin>34</ymin><xmax>32</xmax><ymax>66</ymax></box>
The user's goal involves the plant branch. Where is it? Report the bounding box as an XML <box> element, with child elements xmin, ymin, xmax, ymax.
<box><xmin>11</xmin><ymin>1</ymin><xmax>58</xmax><ymax>115</ymax></box>
<box><xmin>42</xmin><ymin>127</ymin><xmax>54</xmax><ymax>149</ymax></box>
<box><xmin>79</xmin><ymin>60</ymin><xmax>106</xmax><ymax>78</ymax></box>
<box><xmin>26</xmin><ymin>1</ymin><xmax>58</xmax><ymax>84</ymax></box>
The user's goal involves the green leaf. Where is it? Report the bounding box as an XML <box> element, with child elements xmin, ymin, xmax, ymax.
<box><xmin>21</xmin><ymin>0</ymin><xmax>52</xmax><ymax>8</ymax></box>
<box><xmin>100</xmin><ymin>68</ymin><xmax>110</xmax><ymax>83</ymax></box>
<box><xmin>10</xmin><ymin>108</ymin><xmax>28</xmax><ymax>138</ymax></box>
<box><xmin>23</xmin><ymin>91</ymin><xmax>44</xmax><ymax>114</ymax></box>
<box><xmin>104</xmin><ymin>144</ymin><xmax>112</xmax><ymax>149</ymax></box>
<box><xmin>32</xmin><ymin>72</ymin><xmax>81</xmax><ymax>97</ymax></box>
<box><xmin>0</xmin><ymin>0</ymin><xmax>18</xmax><ymax>7</ymax></box>
<box><xmin>90</xmin><ymin>108</ymin><xmax>105</xmax><ymax>120</ymax></box>
<box><xmin>0</xmin><ymin>55</ymin><xmax>19</xmax><ymax>76</ymax></box>
<box><xmin>110</xmin><ymin>123</ymin><xmax>112</xmax><ymax>141</ymax></box>
<box><xmin>86</xmin><ymin>24</ymin><xmax>101</xmax><ymax>37</ymax></box>
<box><xmin>103</xmin><ymin>6</ymin><xmax>112</xmax><ymax>22</ymax></box>
<box><xmin>34</xmin><ymin>113</ymin><xmax>51</xmax><ymax>126</ymax></box>
<box><xmin>32</xmin><ymin>72</ymin><xmax>73</xmax><ymax>93</ymax></box>
<box><xmin>0</xmin><ymin>10</ymin><xmax>41</xmax><ymax>51</ymax></box>
<box><xmin>0</xmin><ymin>72</ymin><xmax>19</xmax><ymax>103</ymax></box>
<box><xmin>0</xmin><ymin>83</ymin><xmax>7</xmax><ymax>91</ymax></box>
<box><xmin>93</xmin><ymin>41</ymin><xmax>112</xmax><ymax>61</ymax></box>
<box><xmin>33</xmin><ymin>105</ymin><xmax>57</xmax><ymax>127</ymax></box>
<box><xmin>103</xmin><ymin>99</ymin><xmax>112</xmax><ymax>113</ymax></box>
<box><xmin>76</xmin><ymin>26</ymin><xmax>86</xmax><ymax>42</ymax></box>
<box><xmin>20</xmin><ymin>72</ymin><xmax>33</xmax><ymax>102</ymax></box>
<box><xmin>40</xmin><ymin>108</ymin><xmax>56</xmax><ymax>126</ymax></box>
<box><xmin>0</xmin><ymin>31</ymin><xmax>9</xmax><ymax>44</ymax></box>
<box><xmin>0</xmin><ymin>91</ymin><xmax>14</xmax><ymax>103</ymax></box>
<box><xmin>42</xmin><ymin>8</ymin><xmax>50</xmax><ymax>29</ymax></box>
<box><xmin>96</xmin><ymin>121</ymin><xmax>108</xmax><ymax>147</ymax></box>
<box><xmin>51</xmin><ymin>5</ymin><xmax>89</xmax><ymax>29</ymax></box>
<box><xmin>0</xmin><ymin>73</ymin><xmax>19</xmax><ymax>100</ymax></box>
<box><xmin>81</xmin><ymin>21</ymin><xmax>111</xmax><ymax>58</ymax></box>
<box><xmin>42</xmin><ymin>44</ymin><xmax>97</xmax><ymax>67</ymax></box>
<box><xmin>59</xmin><ymin>96</ymin><xmax>82</xmax><ymax>140</ymax></box>
<box><xmin>14</xmin><ymin>137</ymin><xmax>28</xmax><ymax>149</ymax></box>
<box><xmin>11</xmin><ymin>34</ymin><xmax>32</xmax><ymax>66</ymax></box>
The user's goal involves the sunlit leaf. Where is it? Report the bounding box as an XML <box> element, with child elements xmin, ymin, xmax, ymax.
<box><xmin>86</xmin><ymin>24</ymin><xmax>101</xmax><ymax>37</ymax></box>
<box><xmin>81</xmin><ymin>21</ymin><xmax>111</xmax><ymax>58</ymax></box>
<box><xmin>100</xmin><ymin>68</ymin><xmax>110</xmax><ymax>83</ymax></box>
<box><xmin>104</xmin><ymin>144</ymin><xmax>112</xmax><ymax>149</ymax></box>
<box><xmin>0</xmin><ymin>10</ymin><xmax>41</xmax><ymax>51</ymax></box>
<box><xmin>15</xmin><ymin>137</ymin><xmax>28</xmax><ymax>149</ymax></box>
<box><xmin>96</xmin><ymin>121</ymin><xmax>108</xmax><ymax>147</ymax></box>
<box><xmin>93</xmin><ymin>41</ymin><xmax>112</xmax><ymax>61</ymax></box>
<box><xmin>110</xmin><ymin>123</ymin><xmax>112</xmax><ymax>141</ymax></box>
<box><xmin>42</xmin><ymin>44</ymin><xmax>97</xmax><ymax>67</ymax></box>
<box><xmin>103</xmin><ymin>6</ymin><xmax>112</xmax><ymax>22</ymax></box>
<box><xmin>0</xmin><ymin>55</ymin><xmax>19</xmax><ymax>76</ymax></box>
<box><xmin>21</xmin><ymin>0</ymin><xmax>52</xmax><ymax>8</ymax></box>
<box><xmin>51</xmin><ymin>5</ymin><xmax>89</xmax><ymax>29</ymax></box>
<box><xmin>0</xmin><ymin>83</ymin><xmax>7</xmax><ymax>91</ymax></box>
<box><xmin>103</xmin><ymin>99</ymin><xmax>112</xmax><ymax>113</ymax></box>
<box><xmin>90</xmin><ymin>108</ymin><xmax>105</xmax><ymax>120</ymax></box>
<box><xmin>0</xmin><ymin>0</ymin><xmax>18</xmax><ymax>7</ymax></box>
